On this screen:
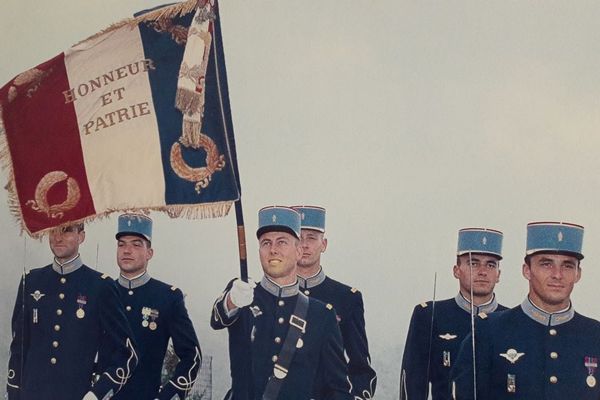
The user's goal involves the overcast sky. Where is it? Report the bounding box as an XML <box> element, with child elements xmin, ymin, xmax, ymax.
<box><xmin>3</xmin><ymin>1</ymin><xmax>600</xmax><ymax>398</ymax></box>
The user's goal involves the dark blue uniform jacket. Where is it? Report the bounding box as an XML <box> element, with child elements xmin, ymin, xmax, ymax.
<box><xmin>211</xmin><ymin>277</ymin><xmax>353</xmax><ymax>400</ymax></box>
<box><xmin>112</xmin><ymin>273</ymin><xmax>201</xmax><ymax>400</ymax></box>
<box><xmin>6</xmin><ymin>256</ymin><xmax>137</xmax><ymax>400</ymax></box>
<box><xmin>452</xmin><ymin>298</ymin><xmax>600</xmax><ymax>400</ymax></box>
<box><xmin>400</xmin><ymin>293</ymin><xmax>507</xmax><ymax>400</ymax></box>
<box><xmin>298</xmin><ymin>268</ymin><xmax>376</xmax><ymax>399</ymax></box>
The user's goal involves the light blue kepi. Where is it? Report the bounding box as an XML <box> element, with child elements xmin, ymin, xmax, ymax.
<box><xmin>457</xmin><ymin>228</ymin><xmax>503</xmax><ymax>259</ymax></box>
<box><xmin>526</xmin><ymin>221</ymin><xmax>584</xmax><ymax>260</ymax></box>
<box><xmin>116</xmin><ymin>213</ymin><xmax>153</xmax><ymax>242</ymax></box>
<box><xmin>292</xmin><ymin>205</ymin><xmax>325</xmax><ymax>232</ymax></box>
<box><xmin>257</xmin><ymin>206</ymin><xmax>301</xmax><ymax>239</ymax></box>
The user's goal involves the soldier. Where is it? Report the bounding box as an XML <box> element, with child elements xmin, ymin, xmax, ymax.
<box><xmin>112</xmin><ymin>213</ymin><xmax>201</xmax><ymax>400</ymax></box>
<box><xmin>291</xmin><ymin>205</ymin><xmax>376</xmax><ymax>399</ymax></box>
<box><xmin>211</xmin><ymin>206</ymin><xmax>353</xmax><ymax>400</ymax></box>
<box><xmin>6</xmin><ymin>222</ymin><xmax>138</xmax><ymax>400</ymax></box>
<box><xmin>452</xmin><ymin>222</ymin><xmax>600</xmax><ymax>399</ymax></box>
<box><xmin>400</xmin><ymin>228</ymin><xmax>506</xmax><ymax>400</ymax></box>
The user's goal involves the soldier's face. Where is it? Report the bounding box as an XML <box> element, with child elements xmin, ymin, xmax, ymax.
<box><xmin>259</xmin><ymin>231</ymin><xmax>301</xmax><ymax>285</ymax></box>
<box><xmin>49</xmin><ymin>225</ymin><xmax>85</xmax><ymax>262</ymax></box>
<box><xmin>453</xmin><ymin>254</ymin><xmax>501</xmax><ymax>297</ymax></box>
<box><xmin>523</xmin><ymin>253</ymin><xmax>581</xmax><ymax>312</ymax></box>
<box><xmin>298</xmin><ymin>229</ymin><xmax>327</xmax><ymax>270</ymax></box>
<box><xmin>117</xmin><ymin>235</ymin><xmax>153</xmax><ymax>277</ymax></box>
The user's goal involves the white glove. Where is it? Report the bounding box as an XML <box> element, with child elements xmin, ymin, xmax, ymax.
<box><xmin>82</xmin><ymin>391</ymin><xmax>98</xmax><ymax>400</ymax></box>
<box><xmin>228</xmin><ymin>278</ymin><xmax>256</xmax><ymax>309</ymax></box>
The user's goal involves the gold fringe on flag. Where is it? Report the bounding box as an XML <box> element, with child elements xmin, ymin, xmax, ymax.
<box><xmin>0</xmin><ymin>109</ymin><xmax>26</xmax><ymax>236</ymax></box>
<box><xmin>74</xmin><ymin>0</ymin><xmax>199</xmax><ymax>47</ymax></box>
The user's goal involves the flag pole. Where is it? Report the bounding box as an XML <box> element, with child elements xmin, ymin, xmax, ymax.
<box><xmin>235</xmin><ymin>200</ymin><xmax>248</xmax><ymax>282</ymax></box>
<box><xmin>210</xmin><ymin>0</ymin><xmax>247</xmax><ymax>282</ymax></box>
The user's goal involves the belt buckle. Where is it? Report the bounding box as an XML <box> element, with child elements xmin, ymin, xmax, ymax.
<box><xmin>289</xmin><ymin>314</ymin><xmax>307</xmax><ymax>333</ymax></box>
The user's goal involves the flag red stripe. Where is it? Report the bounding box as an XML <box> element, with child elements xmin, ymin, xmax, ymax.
<box><xmin>2</xmin><ymin>53</ymin><xmax>95</xmax><ymax>233</ymax></box>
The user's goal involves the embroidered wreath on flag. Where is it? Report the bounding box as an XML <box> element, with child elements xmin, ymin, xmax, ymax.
<box><xmin>26</xmin><ymin>171</ymin><xmax>81</xmax><ymax>219</ymax></box>
<box><xmin>170</xmin><ymin>133</ymin><xmax>225</xmax><ymax>194</ymax></box>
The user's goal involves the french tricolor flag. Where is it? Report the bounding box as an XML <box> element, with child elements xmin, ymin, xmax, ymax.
<box><xmin>0</xmin><ymin>0</ymin><xmax>240</xmax><ymax>236</ymax></box>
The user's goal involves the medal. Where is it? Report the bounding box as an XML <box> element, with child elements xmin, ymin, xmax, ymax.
<box><xmin>443</xmin><ymin>351</ymin><xmax>451</xmax><ymax>367</ymax></box>
<box><xmin>507</xmin><ymin>374</ymin><xmax>516</xmax><ymax>393</ymax></box>
<box><xmin>33</xmin><ymin>308</ymin><xmax>38</xmax><ymax>324</ymax></box>
<box><xmin>141</xmin><ymin>307</ymin><xmax>151</xmax><ymax>328</ymax></box>
<box><xmin>585</xmin><ymin>356</ymin><xmax>598</xmax><ymax>388</ymax></box>
<box><xmin>587</xmin><ymin>375</ymin><xmax>597</xmax><ymax>388</ymax></box>
<box><xmin>76</xmin><ymin>295</ymin><xmax>87</xmax><ymax>319</ymax></box>
<box><xmin>148</xmin><ymin>309</ymin><xmax>159</xmax><ymax>331</ymax></box>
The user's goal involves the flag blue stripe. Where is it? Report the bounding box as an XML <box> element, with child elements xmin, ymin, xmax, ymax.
<box><xmin>138</xmin><ymin>11</ymin><xmax>239</xmax><ymax>206</ymax></box>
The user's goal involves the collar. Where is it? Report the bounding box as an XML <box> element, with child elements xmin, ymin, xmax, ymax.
<box><xmin>454</xmin><ymin>292</ymin><xmax>499</xmax><ymax>315</ymax></box>
<box><xmin>521</xmin><ymin>297</ymin><xmax>575</xmax><ymax>326</ymax></box>
<box><xmin>117</xmin><ymin>271</ymin><xmax>151</xmax><ymax>289</ymax></box>
<box><xmin>260</xmin><ymin>276</ymin><xmax>299</xmax><ymax>298</ymax></box>
<box><xmin>297</xmin><ymin>267</ymin><xmax>326</xmax><ymax>289</ymax></box>
<box><xmin>52</xmin><ymin>254</ymin><xmax>83</xmax><ymax>275</ymax></box>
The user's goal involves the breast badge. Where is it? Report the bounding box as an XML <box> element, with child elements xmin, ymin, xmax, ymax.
<box><xmin>439</xmin><ymin>333</ymin><xmax>458</xmax><ymax>340</ymax></box>
<box><xmin>250</xmin><ymin>305</ymin><xmax>263</xmax><ymax>317</ymax></box>
<box><xmin>30</xmin><ymin>290</ymin><xmax>46</xmax><ymax>302</ymax></box>
<box><xmin>500</xmin><ymin>348</ymin><xmax>525</xmax><ymax>364</ymax></box>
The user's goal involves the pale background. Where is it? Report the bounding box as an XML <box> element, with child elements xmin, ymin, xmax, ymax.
<box><xmin>2</xmin><ymin>1</ymin><xmax>600</xmax><ymax>399</ymax></box>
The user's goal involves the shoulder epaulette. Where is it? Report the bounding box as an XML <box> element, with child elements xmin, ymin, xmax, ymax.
<box><xmin>171</xmin><ymin>286</ymin><xmax>177</xmax><ymax>291</ymax></box>
<box><xmin>326</xmin><ymin>303</ymin><xmax>333</xmax><ymax>310</ymax></box>
<box><xmin>351</xmin><ymin>287</ymin><xmax>359</xmax><ymax>294</ymax></box>
<box><xmin>478</xmin><ymin>312</ymin><xmax>488</xmax><ymax>319</ymax></box>
<box><xmin>420</xmin><ymin>302</ymin><xmax>428</xmax><ymax>308</ymax></box>
<box><xmin>101</xmin><ymin>274</ymin><xmax>110</xmax><ymax>280</ymax></box>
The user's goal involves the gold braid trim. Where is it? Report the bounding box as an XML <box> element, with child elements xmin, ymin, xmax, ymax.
<box><xmin>72</xmin><ymin>0</ymin><xmax>199</xmax><ymax>47</ymax></box>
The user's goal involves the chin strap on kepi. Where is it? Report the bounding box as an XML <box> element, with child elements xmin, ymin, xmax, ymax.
<box><xmin>262</xmin><ymin>292</ymin><xmax>309</xmax><ymax>400</ymax></box>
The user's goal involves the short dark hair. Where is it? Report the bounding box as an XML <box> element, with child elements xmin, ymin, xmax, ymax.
<box><xmin>59</xmin><ymin>223</ymin><xmax>84</xmax><ymax>233</ymax></box>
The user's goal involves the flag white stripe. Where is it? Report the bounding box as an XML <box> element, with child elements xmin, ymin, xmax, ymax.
<box><xmin>65</xmin><ymin>25</ymin><xmax>166</xmax><ymax>211</ymax></box>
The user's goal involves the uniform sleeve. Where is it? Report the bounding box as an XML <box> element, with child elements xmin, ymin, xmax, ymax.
<box><xmin>341</xmin><ymin>291</ymin><xmax>377</xmax><ymax>399</ymax></box>
<box><xmin>399</xmin><ymin>304</ymin><xmax>432</xmax><ymax>400</ymax></box>
<box><xmin>90</xmin><ymin>279</ymin><xmax>139</xmax><ymax>399</ymax></box>
<box><xmin>157</xmin><ymin>289</ymin><xmax>202</xmax><ymax>400</ymax></box>
<box><xmin>450</xmin><ymin>318</ymin><xmax>491</xmax><ymax>400</ymax></box>
<box><xmin>318</xmin><ymin>307</ymin><xmax>353</xmax><ymax>400</ymax></box>
<box><xmin>210</xmin><ymin>279</ymin><xmax>240</xmax><ymax>330</ymax></box>
<box><xmin>6</xmin><ymin>277</ymin><xmax>28</xmax><ymax>400</ymax></box>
